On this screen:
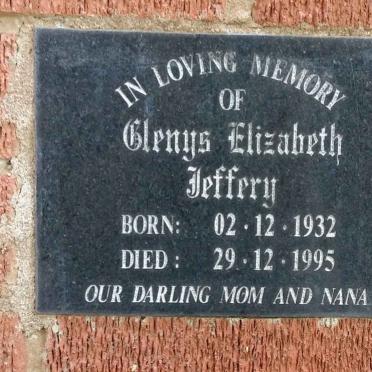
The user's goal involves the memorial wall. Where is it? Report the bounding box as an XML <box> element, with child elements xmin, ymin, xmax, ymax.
<box><xmin>0</xmin><ymin>1</ymin><xmax>371</xmax><ymax>371</ymax></box>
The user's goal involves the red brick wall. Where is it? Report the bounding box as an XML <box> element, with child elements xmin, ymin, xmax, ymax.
<box><xmin>0</xmin><ymin>0</ymin><xmax>226</xmax><ymax>18</ymax></box>
<box><xmin>0</xmin><ymin>314</ymin><xmax>26</xmax><ymax>372</ymax></box>
<box><xmin>252</xmin><ymin>0</ymin><xmax>372</xmax><ymax>27</ymax></box>
<box><xmin>0</xmin><ymin>1</ymin><xmax>371</xmax><ymax>371</ymax></box>
<box><xmin>45</xmin><ymin>317</ymin><xmax>372</xmax><ymax>371</ymax></box>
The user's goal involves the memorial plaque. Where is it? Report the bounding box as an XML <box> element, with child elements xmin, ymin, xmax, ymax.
<box><xmin>36</xmin><ymin>29</ymin><xmax>372</xmax><ymax>316</ymax></box>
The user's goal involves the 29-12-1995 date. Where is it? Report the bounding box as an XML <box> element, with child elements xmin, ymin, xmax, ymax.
<box><xmin>213</xmin><ymin>247</ymin><xmax>335</xmax><ymax>272</ymax></box>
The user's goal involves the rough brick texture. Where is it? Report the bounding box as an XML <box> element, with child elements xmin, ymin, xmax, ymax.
<box><xmin>0</xmin><ymin>122</ymin><xmax>18</xmax><ymax>160</ymax></box>
<box><xmin>0</xmin><ymin>175</ymin><xmax>17</xmax><ymax>218</ymax></box>
<box><xmin>0</xmin><ymin>314</ymin><xmax>26</xmax><ymax>372</ymax></box>
<box><xmin>46</xmin><ymin>317</ymin><xmax>372</xmax><ymax>371</ymax></box>
<box><xmin>0</xmin><ymin>35</ymin><xmax>16</xmax><ymax>99</ymax></box>
<box><xmin>0</xmin><ymin>0</ymin><xmax>226</xmax><ymax>18</ymax></box>
<box><xmin>252</xmin><ymin>0</ymin><xmax>372</xmax><ymax>27</ymax></box>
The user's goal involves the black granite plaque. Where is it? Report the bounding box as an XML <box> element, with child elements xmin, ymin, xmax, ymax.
<box><xmin>36</xmin><ymin>29</ymin><xmax>372</xmax><ymax>316</ymax></box>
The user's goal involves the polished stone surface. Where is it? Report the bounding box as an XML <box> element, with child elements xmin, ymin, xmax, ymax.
<box><xmin>36</xmin><ymin>29</ymin><xmax>371</xmax><ymax>316</ymax></box>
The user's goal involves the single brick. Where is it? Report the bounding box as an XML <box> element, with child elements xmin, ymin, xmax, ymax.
<box><xmin>0</xmin><ymin>175</ymin><xmax>17</xmax><ymax>218</ymax></box>
<box><xmin>0</xmin><ymin>314</ymin><xmax>26</xmax><ymax>372</ymax></box>
<box><xmin>46</xmin><ymin>317</ymin><xmax>372</xmax><ymax>371</ymax></box>
<box><xmin>0</xmin><ymin>0</ymin><xmax>226</xmax><ymax>19</ymax></box>
<box><xmin>0</xmin><ymin>34</ymin><xmax>17</xmax><ymax>99</ymax></box>
<box><xmin>0</xmin><ymin>122</ymin><xmax>18</xmax><ymax>160</ymax></box>
<box><xmin>252</xmin><ymin>0</ymin><xmax>372</xmax><ymax>28</ymax></box>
